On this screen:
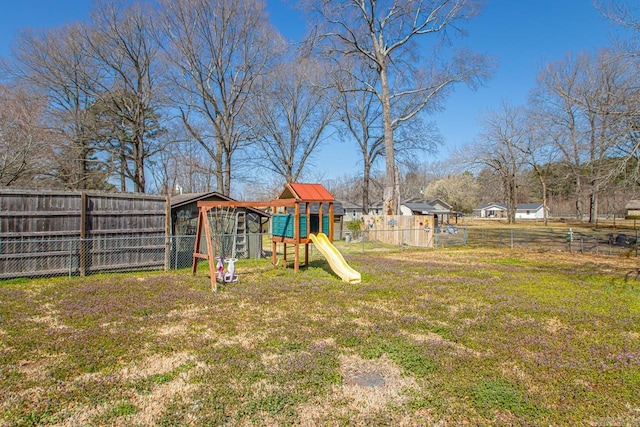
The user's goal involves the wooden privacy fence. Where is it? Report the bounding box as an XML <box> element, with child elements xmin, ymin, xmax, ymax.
<box><xmin>361</xmin><ymin>215</ymin><xmax>435</xmax><ymax>247</ymax></box>
<box><xmin>0</xmin><ymin>189</ymin><xmax>169</xmax><ymax>279</ymax></box>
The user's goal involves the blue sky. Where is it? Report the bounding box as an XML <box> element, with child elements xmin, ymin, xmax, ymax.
<box><xmin>0</xmin><ymin>0</ymin><xmax>618</xmax><ymax>180</ymax></box>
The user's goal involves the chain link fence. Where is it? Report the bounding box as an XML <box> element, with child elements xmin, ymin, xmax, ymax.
<box><xmin>465</xmin><ymin>227</ymin><xmax>639</xmax><ymax>256</ymax></box>
<box><xmin>2</xmin><ymin>227</ymin><xmax>637</xmax><ymax>281</ymax></box>
<box><xmin>345</xmin><ymin>226</ymin><xmax>639</xmax><ymax>256</ymax></box>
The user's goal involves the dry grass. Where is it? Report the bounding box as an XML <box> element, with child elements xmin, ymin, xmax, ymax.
<box><xmin>1</xmin><ymin>247</ymin><xmax>639</xmax><ymax>425</ymax></box>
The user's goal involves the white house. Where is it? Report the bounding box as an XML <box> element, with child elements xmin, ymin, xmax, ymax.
<box><xmin>515</xmin><ymin>203</ymin><xmax>548</xmax><ymax>219</ymax></box>
<box><xmin>474</xmin><ymin>202</ymin><xmax>548</xmax><ymax>219</ymax></box>
<box><xmin>474</xmin><ymin>202</ymin><xmax>507</xmax><ymax>218</ymax></box>
<box><xmin>625</xmin><ymin>200</ymin><xmax>640</xmax><ymax>219</ymax></box>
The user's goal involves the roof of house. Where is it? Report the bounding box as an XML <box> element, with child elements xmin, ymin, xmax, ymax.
<box><xmin>475</xmin><ymin>202</ymin><xmax>507</xmax><ymax>210</ymax></box>
<box><xmin>516</xmin><ymin>203</ymin><xmax>543</xmax><ymax>211</ymax></box>
<box><xmin>278</xmin><ymin>183</ymin><xmax>334</xmax><ymax>202</ymax></box>
<box><xmin>425</xmin><ymin>198</ymin><xmax>453</xmax><ymax>210</ymax></box>
<box><xmin>625</xmin><ymin>200</ymin><xmax>640</xmax><ymax>210</ymax></box>
<box><xmin>338</xmin><ymin>200</ymin><xmax>363</xmax><ymax>210</ymax></box>
<box><xmin>402</xmin><ymin>198</ymin><xmax>437</xmax><ymax>214</ymax></box>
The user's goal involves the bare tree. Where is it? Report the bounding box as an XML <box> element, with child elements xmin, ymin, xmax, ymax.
<box><xmin>86</xmin><ymin>0</ymin><xmax>165</xmax><ymax>193</ymax></box>
<box><xmin>466</xmin><ymin>101</ymin><xmax>528</xmax><ymax>223</ymax></box>
<box><xmin>531</xmin><ymin>50</ymin><xmax>635</xmax><ymax>223</ymax></box>
<box><xmin>310</xmin><ymin>0</ymin><xmax>493</xmax><ymax>214</ymax></box>
<box><xmin>160</xmin><ymin>0</ymin><xmax>284</xmax><ymax>196</ymax></box>
<box><xmin>530</xmin><ymin>54</ymin><xmax>587</xmax><ymax>220</ymax></box>
<box><xmin>334</xmin><ymin>56</ymin><xmax>442</xmax><ymax>213</ymax></box>
<box><xmin>248</xmin><ymin>52</ymin><xmax>337</xmax><ymax>183</ymax></box>
<box><xmin>515</xmin><ymin>116</ymin><xmax>558</xmax><ymax>226</ymax></box>
<box><xmin>597</xmin><ymin>0</ymin><xmax>640</xmax><ymax>191</ymax></box>
<box><xmin>0</xmin><ymin>85</ymin><xmax>52</xmax><ymax>186</ymax></box>
<box><xmin>596</xmin><ymin>0</ymin><xmax>640</xmax><ymax>57</ymax></box>
<box><xmin>10</xmin><ymin>23</ymin><xmax>111</xmax><ymax>190</ymax></box>
<box><xmin>332</xmin><ymin>58</ymin><xmax>383</xmax><ymax>213</ymax></box>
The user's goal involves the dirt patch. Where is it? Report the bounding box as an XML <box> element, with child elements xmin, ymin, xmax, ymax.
<box><xmin>209</xmin><ymin>331</ymin><xmax>266</xmax><ymax>349</ymax></box>
<box><xmin>338</xmin><ymin>354</ymin><xmax>417</xmax><ymax>410</ymax></box>
<box><xmin>156</xmin><ymin>322</ymin><xmax>189</xmax><ymax>337</ymax></box>
<box><xmin>27</xmin><ymin>304</ymin><xmax>69</xmax><ymax>331</ymax></box>
<box><xmin>545</xmin><ymin>317</ymin><xmax>568</xmax><ymax>334</ymax></box>
<box><xmin>297</xmin><ymin>353</ymin><xmax>418</xmax><ymax>424</ymax></box>
<box><xmin>119</xmin><ymin>351</ymin><xmax>193</xmax><ymax>381</ymax></box>
<box><xmin>406</xmin><ymin>331</ymin><xmax>485</xmax><ymax>358</ymax></box>
<box><xmin>56</xmin><ymin>352</ymin><xmax>198</xmax><ymax>426</ymax></box>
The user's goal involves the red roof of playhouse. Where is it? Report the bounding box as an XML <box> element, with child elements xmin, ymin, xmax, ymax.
<box><xmin>278</xmin><ymin>183</ymin><xmax>334</xmax><ymax>202</ymax></box>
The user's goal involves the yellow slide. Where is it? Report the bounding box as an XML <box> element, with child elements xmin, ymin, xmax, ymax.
<box><xmin>309</xmin><ymin>233</ymin><xmax>361</xmax><ymax>284</ymax></box>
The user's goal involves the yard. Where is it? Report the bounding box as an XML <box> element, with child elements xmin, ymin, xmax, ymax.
<box><xmin>1</xmin><ymin>247</ymin><xmax>639</xmax><ymax>425</ymax></box>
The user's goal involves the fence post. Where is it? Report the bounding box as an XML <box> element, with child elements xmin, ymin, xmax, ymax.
<box><xmin>164</xmin><ymin>195</ymin><xmax>171</xmax><ymax>271</ymax></box>
<box><xmin>68</xmin><ymin>240</ymin><xmax>73</xmax><ymax>278</ymax></box>
<box><xmin>511</xmin><ymin>229</ymin><xmax>514</xmax><ymax>249</ymax></box>
<box><xmin>80</xmin><ymin>192</ymin><xmax>87</xmax><ymax>277</ymax></box>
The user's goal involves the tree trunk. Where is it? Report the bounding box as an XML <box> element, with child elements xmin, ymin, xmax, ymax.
<box><xmin>541</xmin><ymin>179</ymin><xmax>548</xmax><ymax>226</ymax></box>
<box><xmin>215</xmin><ymin>137</ymin><xmax>224</xmax><ymax>194</ymax></box>
<box><xmin>590</xmin><ymin>190</ymin><xmax>599</xmax><ymax>226</ymax></box>
<box><xmin>223</xmin><ymin>149</ymin><xmax>232</xmax><ymax>196</ymax></box>
<box><xmin>379</xmin><ymin>62</ymin><xmax>397</xmax><ymax>215</ymax></box>
<box><xmin>362</xmin><ymin>160</ymin><xmax>370</xmax><ymax>215</ymax></box>
<box><xmin>134</xmin><ymin>131</ymin><xmax>146</xmax><ymax>193</ymax></box>
<box><xmin>120</xmin><ymin>151</ymin><xmax>127</xmax><ymax>192</ymax></box>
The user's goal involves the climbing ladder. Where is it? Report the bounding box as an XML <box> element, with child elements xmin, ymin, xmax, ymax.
<box><xmin>233</xmin><ymin>211</ymin><xmax>248</xmax><ymax>259</ymax></box>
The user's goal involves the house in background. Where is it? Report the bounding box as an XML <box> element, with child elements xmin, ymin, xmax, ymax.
<box><xmin>368</xmin><ymin>200</ymin><xmax>384</xmax><ymax>216</ymax></box>
<box><xmin>338</xmin><ymin>200</ymin><xmax>364</xmax><ymax>222</ymax></box>
<box><xmin>625</xmin><ymin>200</ymin><xmax>640</xmax><ymax>219</ymax></box>
<box><xmin>515</xmin><ymin>203</ymin><xmax>548</xmax><ymax>219</ymax></box>
<box><xmin>400</xmin><ymin>198</ymin><xmax>437</xmax><ymax>216</ymax></box>
<box><xmin>474</xmin><ymin>202</ymin><xmax>548</xmax><ymax>219</ymax></box>
<box><xmin>399</xmin><ymin>197</ymin><xmax>459</xmax><ymax>226</ymax></box>
<box><xmin>365</xmin><ymin>198</ymin><xmax>458</xmax><ymax>224</ymax></box>
<box><xmin>474</xmin><ymin>202</ymin><xmax>507</xmax><ymax>218</ymax></box>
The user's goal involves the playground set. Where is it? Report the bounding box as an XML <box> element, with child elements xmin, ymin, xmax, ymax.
<box><xmin>192</xmin><ymin>183</ymin><xmax>361</xmax><ymax>291</ymax></box>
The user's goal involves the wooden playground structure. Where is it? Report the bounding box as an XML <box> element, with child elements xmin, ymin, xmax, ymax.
<box><xmin>192</xmin><ymin>183</ymin><xmax>335</xmax><ymax>291</ymax></box>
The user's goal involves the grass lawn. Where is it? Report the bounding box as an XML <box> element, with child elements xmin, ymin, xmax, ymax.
<box><xmin>1</xmin><ymin>248</ymin><xmax>639</xmax><ymax>426</ymax></box>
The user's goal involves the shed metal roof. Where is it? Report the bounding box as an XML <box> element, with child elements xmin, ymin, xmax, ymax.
<box><xmin>170</xmin><ymin>191</ymin><xmax>230</xmax><ymax>209</ymax></box>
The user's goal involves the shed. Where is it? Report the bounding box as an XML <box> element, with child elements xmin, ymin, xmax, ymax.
<box><xmin>171</xmin><ymin>192</ymin><xmax>268</xmax><ymax>267</ymax></box>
